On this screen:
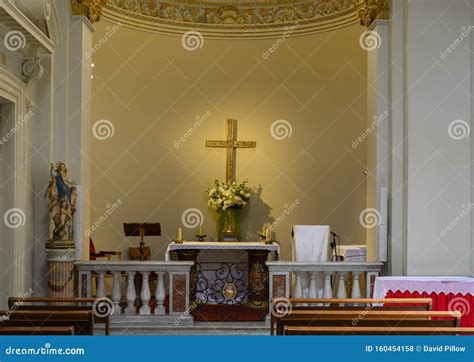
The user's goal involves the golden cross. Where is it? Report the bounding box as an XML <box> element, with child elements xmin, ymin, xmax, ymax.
<box><xmin>205</xmin><ymin>119</ymin><xmax>256</xmax><ymax>183</ymax></box>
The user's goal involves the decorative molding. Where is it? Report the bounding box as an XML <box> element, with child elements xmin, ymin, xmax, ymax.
<box><xmin>0</xmin><ymin>0</ymin><xmax>54</xmax><ymax>53</ymax></box>
<box><xmin>103</xmin><ymin>0</ymin><xmax>375</xmax><ymax>38</ymax></box>
<box><xmin>0</xmin><ymin>66</ymin><xmax>28</xmax><ymax>296</ymax></box>
<box><xmin>22</xmin><ymin>57</ymin><xmax>44</xmax><ymax>107</ymax></box>
<box><xmin>358</xmin><ymin>0</ymin><xmax>389</xmax><ymax>28</ymax></box>
<box><xmin>71</xmin><ymin>0</ymin><xmax>107</xmax><ymax>24</ymax></box>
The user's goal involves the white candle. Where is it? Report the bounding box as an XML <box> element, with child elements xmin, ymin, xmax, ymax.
<box><xmin>198</xmin><ymin>225</ymin><xmax>204</xmax><ymax>236</ymax></box>
<box><xmin>177</xmin><ymin>228</ymin><xmax>182</xmax><ymax>240</ymax></box>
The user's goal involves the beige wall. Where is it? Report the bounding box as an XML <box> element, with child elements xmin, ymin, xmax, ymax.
<box><xmin>90</xmin><ymin>20</ymin><xmax>368</xmax><ymax>260</ymax></box>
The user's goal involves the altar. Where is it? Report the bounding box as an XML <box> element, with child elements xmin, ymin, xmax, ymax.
<box><xmin>166</xmin><ymin>241</ymin><xmax>279</xmax><ymax>321</ymax></box>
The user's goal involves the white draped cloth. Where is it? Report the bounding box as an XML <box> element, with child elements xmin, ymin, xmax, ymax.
<box><xmin>292</xmin><ymin>225</ymin><xmax>329</xmax><ymax>298</ymax></box>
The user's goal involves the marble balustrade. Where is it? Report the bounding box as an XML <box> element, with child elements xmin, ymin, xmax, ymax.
<box><xmin>75</xmin><ymin>261</ymin><xmax>194</xmax><ymax>317</ymax></box>
<box><xmin>266</xmin><ymin>262</ymin><xmax>384</xmax><ymax>302</ymax></box>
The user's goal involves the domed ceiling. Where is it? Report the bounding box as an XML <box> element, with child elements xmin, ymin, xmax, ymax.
<box><xmin>97</xmin><ymin>0</ymin><xmax>389</xmax><ymax>38</ymax></box>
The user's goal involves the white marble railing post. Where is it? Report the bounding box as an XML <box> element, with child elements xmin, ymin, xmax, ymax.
<box><xmin>308</xmin><ymin>272</ymin><xmax>318</xmax><ymax>298</ymax></box>
<box><xmin>322</xmin><ymin>272</ymin><xmax>333</xmax><ymax>299</ymax></box>
<box><xmin>111</xmin><ymin>271</ymin><xmax>121</xmax><ymax>315</ymax></box>
<box><xmin>336</xmin><ymin>272</ymin><xmax>347</xmax><ymax>299</ymax></box>
<box><xmin>352</xmin><ymin>272</ymin><xmax>362</xmax><ymax>299</ymax></box>
<box><xmin>97</xmin><ymin>271</ymin><xmax>106</xmax><ymax>298</ymax></box>
<box><xmin>139</xmin><ymin>272</ymin><xmax>151</xmax><ymax>315</ymax></box>
<box><xmin>155</xmin><ymin>271</ymin><xmax>166</xmax><ymax>315</ymax></box>
<box><xmin>294</xmin><ymin>272</ymin><xmax>303</xmax><ymax>298</ymax></box>
<box><xmin>125</xmin><ymin>271</ymin><xmax>136</xmax><ymax>316</ymax></box>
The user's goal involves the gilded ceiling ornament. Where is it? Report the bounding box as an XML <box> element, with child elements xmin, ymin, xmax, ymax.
<box><xmin>358</xmin><ymin>0</ymin><xmax>389</xmax><ymax>28</ymax></box>
<box><xmin>103</xmin><ymin>0</ymin><xmax>371</xmax><ymax>37</ymax></box>
<box><xmin>71</xmin><ymin>0</ymin><xmax>108</xmax><ymax>23</ymax></box>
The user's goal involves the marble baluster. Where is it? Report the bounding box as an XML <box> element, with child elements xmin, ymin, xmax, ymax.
<box><xmin>294</xmin><ymin>272</ymin><xmax>303</xmax><ymax>298</ymax></box>
<box><xmin>111</xmin><ymin>271</ymin><xmax>122</xmax><ymax>315</ymax></box>
<box><xmin>97</xmin><ymin>271</ymin><xmax>106</xmax><ymax>298</ymax></box>
<box><xmin>125</xmin><ymin>271</ymin><xmax>136</xmax><ymax>316</ymax></box>
<box><xmin>322</xmin><ymin>272</ymin><xmax>333</xmax><ymax>302</ymax></box>
<box><xmin>308</xmin><ymin>272</ymin><xmax>318</xmax><ymax>306</ymax></box>
<box><xmin>336</xmin><ymin>272</ymin><xmax>347</xmax><ymax>302</ymax></box>
<box><xmin>155</xmin><ymin>272</ymin><xmax>166</xmax><ymax>315</ymax></box>
<box><xmin>139</xmin><ymin>272</ymin><xmax>151</xmax><ymax>315</ymax></box>
<box><xmin>351</xmin><ymin>272</ymin><xmax>362</xmax><ymax>299</ymax></box>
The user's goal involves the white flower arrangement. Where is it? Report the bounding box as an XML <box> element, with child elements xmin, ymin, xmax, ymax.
<box><xmin>207</xmin><ymin>179</ymin><xmax>251</xmax><ymax>211</ymax></box>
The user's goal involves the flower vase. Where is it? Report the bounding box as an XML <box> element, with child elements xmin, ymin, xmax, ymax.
<box><xmin>217</xmin><ymin>208</ymin><xmax>241</xmax><ymax>241</ymax></box>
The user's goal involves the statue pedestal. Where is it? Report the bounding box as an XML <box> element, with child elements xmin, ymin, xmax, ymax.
<box><xmin>45</xmin><ymin>247</ymin><xmax>76</xmax><ymax>298</ymax></box>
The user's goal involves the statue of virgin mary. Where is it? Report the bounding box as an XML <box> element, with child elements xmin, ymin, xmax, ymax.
<box><xmin>45</xmin><ymin>162</ymin><xmax>77</xmax><ymax>243</ymax></box>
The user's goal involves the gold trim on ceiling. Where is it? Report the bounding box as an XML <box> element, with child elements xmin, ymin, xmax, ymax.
<box><xmin>71</xmin><ymin>0</ymin><xmax>108</xmax><ymax>23</ymax></box>
<box><xmin>99</xmin><ymin>0</ymin><xmax>389</xmax><ymax>38</ymax></box>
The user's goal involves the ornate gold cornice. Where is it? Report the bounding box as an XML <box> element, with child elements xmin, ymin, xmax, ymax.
<box><xmin>358</xmin><ymin>0</ymin><xmax>389</xmax><ymax>28</ymax></box>
<box><xmin>101</xmin><ymin>0</ymin><xmax>389</xmax><ymax>38</ymax></box>
<box><xmin>71</xmin><ymin>0</ymin><xmax>108</xmax><ymax>24</ymax></box>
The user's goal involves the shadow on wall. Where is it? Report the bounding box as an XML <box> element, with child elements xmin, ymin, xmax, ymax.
<box><xmin>242</xmin><ymin>185</ymin><xmax>274</xmax><ymax>241</ymax></box>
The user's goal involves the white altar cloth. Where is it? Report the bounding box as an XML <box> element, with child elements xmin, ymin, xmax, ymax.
<box><xmin>373</xmin><ymin>276</ymin><xmax>474</xmax><ymax>300</ymax></box>
<box><xmin>336</xmin><ymin>245</ymin><xmax>367</xmax><ymax>262</ymax></box>
<box><xmin>165</xmin><ymin>241</ymin><xmax>280</xmax><ymax>261</ymax></box>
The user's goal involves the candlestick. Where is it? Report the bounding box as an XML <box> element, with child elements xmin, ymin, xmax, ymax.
<box><xmin>175</xmin><ymin>227</ymin><xmax>182</xmax><ymax>243</ymax></box>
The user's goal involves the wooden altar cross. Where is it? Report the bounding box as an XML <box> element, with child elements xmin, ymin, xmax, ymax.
<box><xmin>205</xmin><ymin>119</ymin><xmax>256</xmax><ymax>182</ymax></box>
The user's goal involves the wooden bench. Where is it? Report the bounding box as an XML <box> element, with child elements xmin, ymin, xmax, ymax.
<box><xmin>270</xmin><ymin>298</ymin><xmax>433</xmax><ymax>335</ymax></box>
<box><xmin>288</xmin><ymin>298</ymin><xmax>432</xmax><ymax>310</ymax></box>
<box><xmin>8</xmin><ymin>297</ymin><xmax>110</xmax><ymax>335</ymax></box>
<box><xmin>0</xmin><ymin>326</ymin><xmax>75</xmax><ymax>335</ymax></box>
<box><xmin>0</xmin><ymin>310</ymin><xmax>94</xmax><ymax>335</ymax></box>
<box><xmin>275</xmin><ymin>310</ymin><xmax>461</xmax><ymax>335</ymax></box>
<box><xmin>284</xmin><ymin>326</ymin><xmax>474</xmax><ymax>335</ymax></box>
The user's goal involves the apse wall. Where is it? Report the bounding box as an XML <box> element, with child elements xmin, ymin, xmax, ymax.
<box><xmin>89</xmin><ymin>20</ymin><xmax>368</xmax><ymax>260</ymax></box>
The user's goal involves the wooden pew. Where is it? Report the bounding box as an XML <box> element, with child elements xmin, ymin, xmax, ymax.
<box><xmin>275</xmin><ymin>310</ymin><xmax>461</xmax><ymax>335</ymax></box>
<box><xmin>288</xmin><ymin>298</ymin><xmax>432</xmax><ymax>310</ymax></box>
<box><xmin>284</xmin><ymin>326</ymin><xmax>474</xmax><ymax>335</ymax></box>
<box><xmin>8</xmin><ymin>297</ymin><xmax>110</xmax><ymax>335</ymax></box>
<box><xmin>0</xmin><ymin>310</ymin><xmax>94</xmax><ymax>335</ymax></box>
<box><xmin>0</xmin><ymin>326</ymin><xmax>75</xmax><ymax>335</ymax></box>
<box><xmin>270</xmin><ymin>298</ymin><xmax>433</xmax><ymax>335</ymax></box>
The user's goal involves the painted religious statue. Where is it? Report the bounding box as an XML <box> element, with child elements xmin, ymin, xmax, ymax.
<box><xmin>45</xmin><ymin>162</ymin><xmax>77</xmax><ymax>246</ymax></box>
